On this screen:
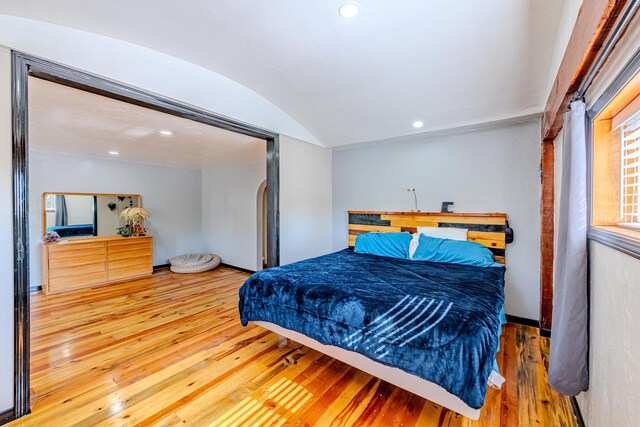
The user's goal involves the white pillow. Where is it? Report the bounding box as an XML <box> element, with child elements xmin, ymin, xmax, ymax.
<box><xmin>409</xmin><ymin>233</ymin><xmax>420</xmax><ymax>259</ymax></box>
<box><xmin>417</xmin><ymin>226</ymin><xmax>468</xmax><ymax>241</ymax></box>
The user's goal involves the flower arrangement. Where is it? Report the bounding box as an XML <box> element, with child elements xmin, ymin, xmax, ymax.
<box><xmin>117</xmin><ymin>207</ymin><xmax>150</xmax><ymax>237</ymax></box>
<box><xmin>42</xmin><ymin>231</ymin><xmax>61</xmax><ymax>244</ymax></box>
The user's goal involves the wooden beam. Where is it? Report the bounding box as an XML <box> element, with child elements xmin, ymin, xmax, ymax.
<box><xmin>542</xmin><ymin>0</ymin><xmax>630</xmax><ymax>142</ymax></box>
<box><xmin>540</xmin><ymin>141</ymin><xmax>555</xmax><ymax>331</ymax></box>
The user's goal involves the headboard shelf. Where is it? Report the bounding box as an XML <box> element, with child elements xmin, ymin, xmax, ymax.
<box><xmin>348</xmin><ymin>211</ymin><xmax>508</xmax><ymax>264</ymax></box>
<box><xmin>349</xmin><ymin>210</ymin><xmax>506</xmax><ymax>217</ymax></box>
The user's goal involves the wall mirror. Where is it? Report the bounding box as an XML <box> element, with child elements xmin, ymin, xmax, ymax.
<box><xmin>42</xmin><ymin>192</ymin><xmax>142</xmax><ymax>237</ymax></box>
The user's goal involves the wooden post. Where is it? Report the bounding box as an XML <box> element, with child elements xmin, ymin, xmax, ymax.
<box><xmin>540</xmin><ymin>140</ymin><xmax>555</xmax><ymax>331</ymax></box>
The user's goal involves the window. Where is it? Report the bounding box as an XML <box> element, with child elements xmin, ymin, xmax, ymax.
<box><xmin>590</xmin><ymin>57</ymin><xmax>640</xmax><ymax>252</ymax></box>
<box><xmin>45</xmin><ymin>195</ymin><xmax>56</xmax><ymax>212</ymax></box>
<box><xmin>621</xmin><ymin>113</ymin><xmax>640</xmax><ymax>226</ymax></box>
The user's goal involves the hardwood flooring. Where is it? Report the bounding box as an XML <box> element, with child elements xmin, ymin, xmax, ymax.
<box><xmin>8</xmin><ymin>267</ymin><xmax>577</xmax><ymax>426</ymax></box>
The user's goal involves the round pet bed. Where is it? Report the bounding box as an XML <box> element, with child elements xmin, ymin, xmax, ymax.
<box><xmin>169</xmin><ymin>253</ymin><xmax>220</xmax><ymax>274</ymax></box>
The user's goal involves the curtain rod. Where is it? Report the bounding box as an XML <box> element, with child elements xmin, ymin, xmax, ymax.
<box><xmin>574</xmin><ymin>0</ymin><xmax>640</xmax><ymax>101</ymax></box>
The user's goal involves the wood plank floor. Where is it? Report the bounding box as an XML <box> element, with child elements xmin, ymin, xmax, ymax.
<box><xmin>8</xmin><ymin>267</ymin><xmax>577</xmax><ymax>426</ymax></box>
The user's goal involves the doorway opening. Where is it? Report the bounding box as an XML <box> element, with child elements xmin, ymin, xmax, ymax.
<box><xmin>11</xmin><ymin>51</ymin><xmax>280</xmax><ymax>417</ymax></box>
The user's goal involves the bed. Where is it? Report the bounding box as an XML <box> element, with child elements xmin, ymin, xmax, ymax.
<box><xmin>238</xmin><ymin>211</ymin><xmax>509</xmax><ymax>419</ymax></box>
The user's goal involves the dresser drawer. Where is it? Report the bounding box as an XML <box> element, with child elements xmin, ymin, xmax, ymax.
<box><xmin>107</xmin><ymin>247</ymin><xmax>153</xmax><ymax>261</ymax></box>
<box><xmin>48</xmin><ymin>245</ymin><xmax>106</xmax><ymax>260</ymax></box>
<box><xmin>49</xmin><ymin>253</ymin><xmax>106</xmax><ymax>269</ymax></box>
<box><xmin>108</xmin><ymin>264</ymin><xmax>152</xmax><ymax>281</ymax></box>
<box><xmin>108</xmin><ymin>239</ymin><xmax>152</xmax><ymax>251</ymax></box>
<box><xmin>108</xmin><ymin>254</ymin><xmax>152</xmax><ymax>270</ymax></box>
<box><xmin>48</xmin><ymin>271</ymin><xmax>107</xmax><ymax>292</ymax></box>
<box><xmin>48</xmin><ymin>241</ymin><xmax>106</xmax><ymax>253</ymax></box>
<box><xmin>49</xmin><ymin>261</ymin><xmax>106</xmax><ymax>278</ymax></box>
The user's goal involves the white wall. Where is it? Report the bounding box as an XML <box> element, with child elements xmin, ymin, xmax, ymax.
<box><xmin>332</xmin><ymin>121</ymin><xmax>542</xmax><ymax>320</ymax></box>
<box><xmin>280</xmin><ymin>135</ymin><xmax>333</xmax><ymax>265</ymax></box>
<box><xmin>0</xmin><ymin>45</ymin><xmax>14</xmax><ymax>413</ymax></box>
<box><xmin>578</xmin><ymin>243</ymin><xmax>640</xmax><ymax>425</ymax></box>
<box><xmin>202</xmin><ymin>161</ymin><xmax>266</xmax><ymax>271</ymax></box>
<box><xmin>545</xmin><ymin>0</ymin><xmax>583</xmax><ymax>99</ymax></box>
<box><xmin>201</xmin><ymin>136</ymin><xmax>335</xmax><ymax>270</ymax></box>
<box><xmin>29</xmin><ymin>151</ymin><xmax>205</xmax><ymax>288</ymax></box>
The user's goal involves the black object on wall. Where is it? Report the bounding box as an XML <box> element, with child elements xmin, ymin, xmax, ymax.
<box><xmin>441</xmin><ymin>201</ymin><xmax>454</xmax><ymax>213</ymax></box>
<box><xmin>92</xmin><ymin>196</ymin><xmax>98</xmax><ymax>236</ymax></box>
<box><xmin>505</xmin><ymin>220</ymin><xmax>514</xmax><ymax>244</ymax></box>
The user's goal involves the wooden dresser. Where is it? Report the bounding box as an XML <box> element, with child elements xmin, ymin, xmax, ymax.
<box><xmin>41</xmin><ymin>235</ymin><xmax>153</xmax><ymax>294</ymax></box>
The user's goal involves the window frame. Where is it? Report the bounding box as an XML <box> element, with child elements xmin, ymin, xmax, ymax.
<box><xmin>588</xmin><ymin>46</ymin><xmax>640</xmax><ymax>260</ymax></box>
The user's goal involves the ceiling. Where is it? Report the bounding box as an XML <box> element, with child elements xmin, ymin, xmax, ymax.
<box><xmin>28</xmin><ymin>77</ymin><xmax>266</xmax><ymax>169</ymax></box>
<box><xmin>3</xmin><ymin>1</ymin><xmax>565</xmax><ymax>147</ymax></box>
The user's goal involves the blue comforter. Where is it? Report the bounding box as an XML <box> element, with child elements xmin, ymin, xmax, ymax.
<box><xmin>238</xmin><ymin>248</ymin><xmax>505</xmax><ymax>409</ymax></box>
<box><xmin>46</xmin><ymin>224</ymin><xmax>95</xmax><ymax>237</ymax></box>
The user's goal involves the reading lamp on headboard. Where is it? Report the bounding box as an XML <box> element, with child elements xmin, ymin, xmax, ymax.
<box><xmin>505</xmin><ymin>220</ymin><xmax>514</xmax><ymax>244</ymax></box>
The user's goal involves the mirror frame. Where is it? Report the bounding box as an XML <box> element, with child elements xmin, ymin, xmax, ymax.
<box><xmin>42</xmin><ymin>192</ymin><xmax>142</xmax><ymax>237</ymax></box>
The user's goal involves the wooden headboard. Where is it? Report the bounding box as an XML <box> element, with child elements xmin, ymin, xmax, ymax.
<box><xmin>348</xmin><ymin>211</ymin><xmax>507</xmax><ymax>264</ymax></box>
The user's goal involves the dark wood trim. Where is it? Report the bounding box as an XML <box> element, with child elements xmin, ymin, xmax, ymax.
<box><xmin>505</xmin><ymin>314</ymin><xmax>551</xmax><ymax>337</ymax></box>
<box><xmin>542</xmin><ymin>0</ymin><xmax>632</xmax><ymax>141</ymax></box>
<box><xmin>0</xmin><ymin>408</ymin><xmax>15</xmax><ymax>425</ymax></box>
<box><xmin>570</xmin><ymin>396</ymin><xmax>587</xmax><ymax>427</ymax></box>
<box><xmin>10</xmin><ymin>51</ymin><xmax>281</xmax><ymax>422</ymax></box>
<box><xmin>220</xmin><ymin>263</ymin><xmax>257</xmax><ymax>275</ymax></box>
<box><xmin>11</xmin><ymin>50</ymin><xmax>31</xmax><ymax>420</ymax></box>
<box><xmin>540</xmin><ymin>140</ymin><xmax>555</xmax><ymax>330</ymax></box>
<box><xmin>156</xmin><ymin>263</ymin><xmax>257</xmax><ymax>274</ymax></box>
<box><xmin>24</xmin><ymin>56</ymin><xmax>278</xmax><ymax>141</ymax></box>
<box><xmin>92</xmin><ymin>195</ymin><xmax>98</xmax><ymax>236</ymax></box>
<box><xmin>266</xmin><ymin>136</ymin><xmax>280</xmax><ymax>268</ymax></box>
<box><xmin>505</xmin><ymin>314</ymin><xmax>540</xmax><ymax>329</ymax></box>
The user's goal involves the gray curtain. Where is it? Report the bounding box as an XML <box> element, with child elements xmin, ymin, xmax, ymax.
<box><xmin>548</xmin><ymin>100</ymin><xmax>589</xmax><ymax>395</ymax></box>
<box><xmin>55</xmin><ymin>195</ymin><xmax>68</xmax><ymax>227</ymax></box>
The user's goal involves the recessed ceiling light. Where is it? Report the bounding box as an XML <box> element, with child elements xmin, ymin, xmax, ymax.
<box><xmin>160</xmin><ymin>130</ymin><xmax>173</xmax><ymax>136</ymax></box>
<box><xmin>339</xmin><ymin>2</ymin><xmax>360</xmax><ymax>18</ymax></box>
<box><xmin>109</xmin><ymin>151</ymin><xmax>119</xmax><ymax>156</ymax></box>
<box><xmin>413</xmin><ymin>121</ymin><xmax>424</xmax><ymax>129</ymax></box>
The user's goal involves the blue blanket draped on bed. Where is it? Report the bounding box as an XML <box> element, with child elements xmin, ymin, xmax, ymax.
<box><xmin>238</xmin><ymin>248</ymin><xmax>505</xmax><ymax>409</ymax></box>
<box><xmin>46</xmin><ymin>223</ymin><xmax>95</xmax><ymax>237</ymax></box>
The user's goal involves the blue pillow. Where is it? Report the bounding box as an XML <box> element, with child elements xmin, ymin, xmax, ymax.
<box><xmin>354</xmin><ymin>232</ymin><xmax>413</xmax><ymax>260</ymax></box>
<box><xmin>412</xmin><ymin>234</ymin><xmax>502</xmax><ymax>267</ymax></box>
